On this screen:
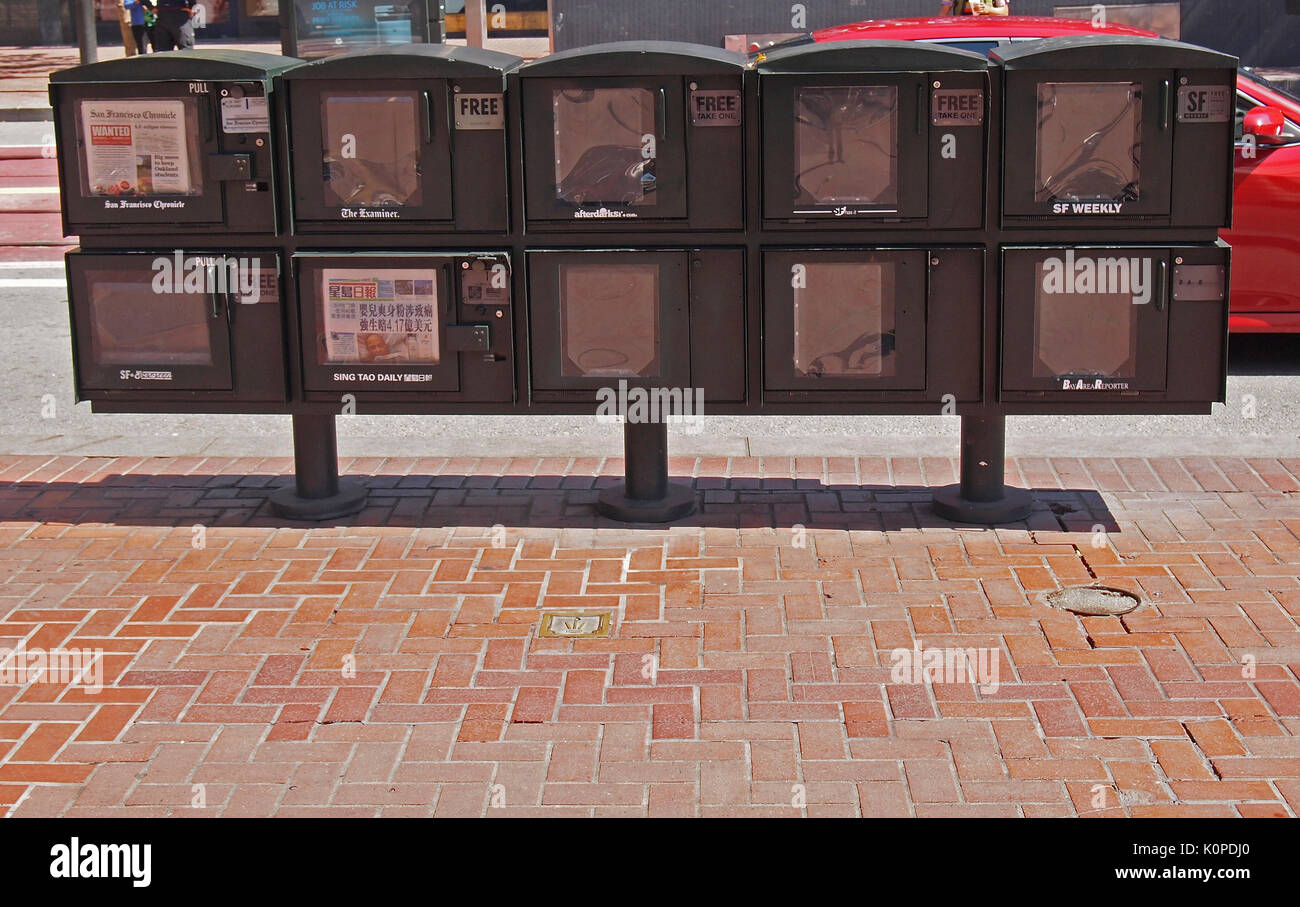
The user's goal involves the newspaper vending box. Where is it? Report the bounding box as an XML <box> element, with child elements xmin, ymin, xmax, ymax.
<box><xmin>294</xmin><ymin>252</ymin><xmax>515</xmax><ymax>406</ymax></box>
<box><xmin>525</xmin><ymin>249</ymin><xmax>745</xmax><ymax>406</ymax></box>
<box><xmin>65</xmin><ymin>249</ymin><xmax>286</xmax><ymax>408</ymax></box>
<box><xmin>283</xmin><ymin>45</ymin><xmax>521</xmax><ymax>234</ymax></box>
<box><xmin>993</xmin><ymin>36</ymin><xmax>1237</xmax><ymax>229</ymax></box>
<box><xmin>999</xmin><ymin>242</ymin><xmax>1229</xmax><ymax>410</ymax></box>
<box><xmin>516</xmin><ymin>42</ymin><xmax>747</xmax><ymax>230</ymax></box>
<box><xmin>756</xmin><ymin>40</ymin><xmax>990</xmax><ymax>230</ymax></box>
<box><xmin>50</xmin><ymin>51</ymin><xmax>302</xmax><ymax>237</ymax></box>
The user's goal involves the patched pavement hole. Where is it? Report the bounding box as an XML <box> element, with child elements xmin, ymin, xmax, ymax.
<box><xmin>1042</xmin><ymin>585</ymin><xmax>1142</xmax><ymax>616</ymax></box>
<box><xmin>538</xmin><ymin>611</ymin><xmax>611</xmax><ymax>638</ymax></box>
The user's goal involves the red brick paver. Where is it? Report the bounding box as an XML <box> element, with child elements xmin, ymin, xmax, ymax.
<box><xmin>0</xmin><ymin>453</ymin><xmax>1298</xmax><ymax>817</ymax></box>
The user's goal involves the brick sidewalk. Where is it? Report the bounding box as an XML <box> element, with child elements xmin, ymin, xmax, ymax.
<box><xmin>0</xmin><ymin>453</ymin><xmax>1297</xmax><ymax>817</ymax></box>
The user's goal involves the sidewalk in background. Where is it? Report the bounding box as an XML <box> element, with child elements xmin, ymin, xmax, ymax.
<box><xmin>0</xmin><ymin>452</ymin><xmax>1297</xmax><ymax>817</ymax></box>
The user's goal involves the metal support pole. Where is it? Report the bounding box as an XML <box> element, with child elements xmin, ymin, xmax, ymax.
<box><xmin>76</xmin><ymin>0</ymin><xmax>98</xmax><ymax>65</ymax></box>
<box><xmin>465</xmin><ymin>0</ymin><xmax>488</xmax><ymax>48</ymax></box>
<box><xmin>115</xmin><ymin>1</ymin><xmax>137</xmax><ymax>56</ymax></box>
<box><xmin>269</xmin><ymin>414</ymin><xmax>367</xmax><ymax>520</ymax></box>
<box><xmin>596</xmin><ymin>418</ymin><xmax>697</xmax><ymax>523</ymax></box>
<box><xmin>932</xmin><ymin>411</ymin><xmax>1032</xmax><ymax>524</ymax></box>
<box><xmin>278</xmin><ymin>0</ymin><xmax>294</xmax><ymax>57</ymax></box>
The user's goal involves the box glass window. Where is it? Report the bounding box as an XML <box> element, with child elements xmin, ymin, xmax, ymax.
<box><xmin>793</xmin><ymin>262</ymin><xmax>897</xmax><ymax>378</ymax></box>
<box><xmin>794</xmin><ymin>86</ymin><xmax>898</xmax><ymax>207</ymax></box>
<box><xmin>86</xmin><ymin>274</ymin><xmax>213</xmax><ymax>366</ymax></box>
<box><xmin>553</xmin><ymin>87</ymin><xmax>658</xmax><ymax>208</ymax></box>
<box><xmin>76</xmin><ymin>97</ymin><xmax>204</xmax><ymax>198</ymax></box>
<box><xmin>559</xmin><ymin>263</ymin><xmax>660</xmax><ymax>377</ymax></box>
<box><xmin>313</xmin><ymin>268</ymin><xmax>441</xmax><ymax>365</ymax></box>
<box><xmin>1033</xmin><ymin>263</ymin><xmax>1137</xmax><ymax>380</ymax></box>
<box><xmin>321</xmin><ymin>92</ymin><xmax>423</xmax><ymax>208</ymax></box>
<box><xmin>1035</xmin><ymin>81</ymin><xmax>1142</xmax><ymax>204</ymax></box>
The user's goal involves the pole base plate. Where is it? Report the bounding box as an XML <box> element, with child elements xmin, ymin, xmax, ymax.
<box><xmin>269</xmin><ymin>481</ymin><xmax>368</xmax><ymax>521</ymax></box>
<box><xmin>932</xmin><ymin>483</ymin><xmax>1033</xmax><ymax>525</ymax></box>
<box><xmin>596</xmin><ymin>482</ymin><xmax>697</xmax><ymax>523</ymax></box>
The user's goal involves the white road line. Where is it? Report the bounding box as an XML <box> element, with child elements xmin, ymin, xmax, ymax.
<box><xmin>0</xmin><ymin>261</ymin><xmax>64</xmax><ymax>270</ymax></box>
<box><xmin>0</xmin><ymin>186</ymin><xmax>60</xmax><ymax>195</ymax></box>
<box><xmin>0</xmin><ymin>278</ymin><xmax>65</xmax><ymax>288</ymax></box>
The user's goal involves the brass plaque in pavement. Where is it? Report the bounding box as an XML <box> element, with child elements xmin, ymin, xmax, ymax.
<box><xmin>538</xmin><ymin>611</ymin><xmax>612</xmax><ymax>638</ymax></box>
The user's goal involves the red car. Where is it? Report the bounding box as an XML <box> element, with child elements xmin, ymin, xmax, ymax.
<box><xmin>796</xmin><ymin>16</ymin><xmax>1300</xmax><ymax>333</ymax></box>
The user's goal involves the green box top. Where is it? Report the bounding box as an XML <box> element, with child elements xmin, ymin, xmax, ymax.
<box><xmin>519</xmin><ymin>41</ymin><xmax>747</xmax><ymax>77</ymax></box>
<box><xmin>992</xmin><ymin>35</ymin><xmax>1238</xmax><ymax>71</ymax></box>
<box><xmin>50</xmin><ymin>49</ymin><xmax>304</xmax><ymax>85</ymax></box>
<box><xmin>756</xmin><ymin>39</ymin><xmax>989</xmax><ymax>74</ymax></box>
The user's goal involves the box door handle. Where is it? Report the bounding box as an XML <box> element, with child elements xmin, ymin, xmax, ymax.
<box><xmin>1154</xmin><ymin>258</ymin><xmax>1167</xmax><ymax>311</ymax></box>
<box><xmin>423</xmin><ymin>90</ymin><xmax>434</xmax><ymax>144</ymax></box>
<box><xmin>1160</xmin><ymin>79</ymin><xmax>1171</xmax><ymax>131</ymax></box>
<box><xmin>205</xmin><ymin>264</ymin><xmax>222</xmax><ymax>319</ymax></box>
<box><xmin>656</xmin><ymin>87</ymin><xmax>667</xmax><ymax>141</ymax></box>
<box><xmin>916</xmin><ymin>83</ymin><xmax>925</xmax><ymax>134</ymax></box>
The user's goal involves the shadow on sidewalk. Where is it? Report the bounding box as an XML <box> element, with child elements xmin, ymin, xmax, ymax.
<box><xmin>0</xmin><ymin>471</ymin><xmax>1118</xmax><ymax>533</ymax></box>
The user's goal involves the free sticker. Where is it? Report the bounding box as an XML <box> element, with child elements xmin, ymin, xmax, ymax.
<box><xmin>1177</xmin><ymin>85</ymin><xmax>1231</xmax><ymax>123</ymax></box>
<box><xmin>932</xmin><ymin>89</ymin><xmax>984</xmax><ymax>126</ymax></box>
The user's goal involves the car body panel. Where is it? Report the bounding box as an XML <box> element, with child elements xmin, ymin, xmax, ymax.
<box><xmin>1224</xmin><ymin>76</ymin><xmax>1300</xmax><ymax>331</ymax></box>
<box><xmin>813</xmin><ymin>15</ymin><xmax>1156</xmax><ymax>43</ymax></box>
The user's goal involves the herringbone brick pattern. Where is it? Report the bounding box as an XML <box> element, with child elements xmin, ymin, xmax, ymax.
<box><xmin>0</xmin><ymin>453</ymin><xmax>1297</xmax><ymax>816</ymax></box>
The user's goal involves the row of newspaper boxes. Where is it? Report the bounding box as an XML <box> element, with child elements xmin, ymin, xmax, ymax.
<box><xmin>68</xmin><ymin>245</ymin><xmax>1228</xmax><ymax>413</ymax></box>
<box><xmin>50</xmin><ymin>38</ymin><xmax>1237</xmax><ymax>236</ymax></box>
<box><xmin>48</xmin><ymin>36</ymin><xmax>1234</xmax><ymax>419</ymax></box>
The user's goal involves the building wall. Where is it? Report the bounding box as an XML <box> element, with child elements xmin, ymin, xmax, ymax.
<box><xmin>4</xmin><ymin>0</ymin><xmax>1299</xmax><ymax>65</ymax></box>
<box><xmin>0</xmin><ymin>0</ymin><xmax>74</xmax><ymax>44</ymax></box>
<box><xmin>0</xmin><ymin>0</ymin><xmax>278</xmax><ymax>45</ymax></box>
<box><xmin>550</xmin><ymin>0</ymin><xmax>1300</xmax><ymax>66</ymax></box>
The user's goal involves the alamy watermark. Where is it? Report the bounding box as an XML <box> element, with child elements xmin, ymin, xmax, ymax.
<box><xmin>151</xmin><ymin>250</ymin><xmax>261</xmax><ymax>303</ymax></box>
<box><xmin>890</xmin><ymin>642</ymin><xmax>999</xmax><ymax>694</ymax></box>
<box><xmin>0</xmin><ymin>644</ymin><xmax>104</xmax><ymax>694</ymax></box>
<box><xmin>595</xmin><ymin>379</ymin><xmax>705</xmax><ymax>434</ymax></box>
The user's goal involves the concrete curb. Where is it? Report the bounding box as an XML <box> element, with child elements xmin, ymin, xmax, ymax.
<box><xmin>0</xmin><ymin>145</ymin><xmax>51</xmax><ymax>160</ymax></box>
<box><xmin>0</xmin><ymin>107</ymin><xmax>54</xmax><ymax>123</ymax></box>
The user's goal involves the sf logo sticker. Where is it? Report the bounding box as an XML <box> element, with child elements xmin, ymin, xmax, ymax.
<box><xmin>491</xmin><ymin>263</ymin><xmax>508</xmax><ymax>289</ymax></box>
<box><xmin>941</xmin><ymin>133</ymin><xmax>957</xmax><ymax>159</ymax></box>
<box><xmin>341</xmin><ymin>134</ymin><xmax>356</xmax><ymax>159</ymax></box>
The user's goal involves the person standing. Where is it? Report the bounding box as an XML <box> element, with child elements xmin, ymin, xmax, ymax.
<box><xmin>153</xmin><ymin>0</ymin><xmax>197</xmax><ymax>51</ymax></box>
<box><xmin>124</xmin><ymin>0</ymin><xmax>153</xmax><ymax>54</ymax></box>
<box><xmin>938</xmin><ymin>0</ymin><xmax>1010</xmax><ymax>13</ymax></box>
